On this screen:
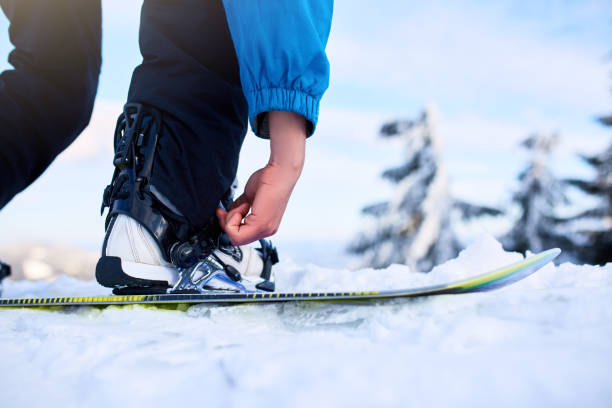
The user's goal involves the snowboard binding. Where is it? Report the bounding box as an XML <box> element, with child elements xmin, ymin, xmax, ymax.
<box><xmin>170</xmin><ymin>236</ymin><xmax>278</xmax><ymax>294</ymax></box>
<box><xmin>101</xmin><ymin>103</ymin><xmax>192</xmax><ymax>257</ymax></box>
<box><xmin>97</xmin><ymin>103</ymin><xmax>277</xmax><ymax>295</ymax></box>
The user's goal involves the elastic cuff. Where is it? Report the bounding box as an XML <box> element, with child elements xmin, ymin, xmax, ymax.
<box><xmin>247</xmin><ymin>88</ymin><xmax>319</xmax><ymax>138</ymax></box>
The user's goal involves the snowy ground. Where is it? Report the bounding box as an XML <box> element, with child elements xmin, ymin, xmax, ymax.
<box><xmin>1</xmin><ymin>235</ymin><xmax>611</xmax><ymax>408</ymax></box>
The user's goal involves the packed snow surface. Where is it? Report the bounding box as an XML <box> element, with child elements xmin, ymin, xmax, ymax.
<box><xmin>1</xmin><ymin>235</ymin><xmax>611</xmax><ymax>407</ymax></box>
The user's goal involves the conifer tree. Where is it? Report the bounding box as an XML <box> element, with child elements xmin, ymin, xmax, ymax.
<box><xmin>558</xmin><ymin>57</ymin><xmax>612</xmax><ymax>264</ymax></box>
<box><xmin>563</xmin><ymin>122</ymin><xmax>612</xmax><ymax>264</ymax></box>
<box><xmin>501</xmin><ymin>133</ymin><xmax>573</xmax><ymax>255</ymax></box>
<box><xmin>350</xmin><ymin>107</ymin><xmax>501</xmax><ymax>271</ymax></box>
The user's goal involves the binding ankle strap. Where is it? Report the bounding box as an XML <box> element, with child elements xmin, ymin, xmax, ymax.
<box><xmin>101</xmin><ymin>103</ymin><xmax>193</xmax><ymax>261</ymax></box>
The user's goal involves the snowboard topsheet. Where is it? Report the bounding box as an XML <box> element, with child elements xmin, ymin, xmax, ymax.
<box><xmin>0</xmin><ymin>249</ymin><xmax>560</xmax><ymax>308</ymax></box>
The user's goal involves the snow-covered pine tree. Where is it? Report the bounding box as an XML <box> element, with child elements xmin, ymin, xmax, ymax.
<box><xmin>562</xmin><ymin>119</ymin><xmax>612</xmax><ymax>265</ymax></box>
<box><xmin>501</xmin><ymin>133</ymin><xmax>574</xmax><ymax>255</ymax></box>
<box><xmin>349</xmin><ymin>107</ymin><xmax>502</xmax><ymax>271</ymax></box>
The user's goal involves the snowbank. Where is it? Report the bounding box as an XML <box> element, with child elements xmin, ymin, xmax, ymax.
<box><xmin>1</xmin><ymin>235</ymin><xmax>611</xmax><ymax>407</ymax></box>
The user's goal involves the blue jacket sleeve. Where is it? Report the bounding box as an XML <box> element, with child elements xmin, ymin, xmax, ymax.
<box><xmin>222</xmin><ymin>0</ymin><xmax>333</xmax><ymax>138</ymax></box>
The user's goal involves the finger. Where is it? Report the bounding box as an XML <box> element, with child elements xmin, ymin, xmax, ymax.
<box><xmin>229</xmin><ymin>182</ymin><xmax>288</xmax><ymax>245</ymax></box>
<box><xmin>228</xmin><ymin>207</ymin><xmax>281</xmax><ymax>246</ymax></box>
<box><xmin>223</xmin><ymin>201</ymin><xmax>251</xmax><ymax>241</ymax></box>
<box><xmin>227</xmin><ymin>202</ymin><xmax>249</xmax><ymax>228</ymax></box>
<box><xmin>227</xmin><ymin>193</ymin><xmax>249</xmax><ymax>212</ymax></box>
<box><xmin>226</xmin><ymin>220</ymin><xmax>266</xmax><ymax>246</ymax></box>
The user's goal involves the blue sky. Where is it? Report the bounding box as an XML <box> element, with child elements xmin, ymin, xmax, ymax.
<box><xmin>0</xmin><ymin>0</ymin><xmax>610</xmax><ymax>260</ymax></box>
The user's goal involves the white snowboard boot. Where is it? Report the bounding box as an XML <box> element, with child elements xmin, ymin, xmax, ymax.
<box><xmin>97</xmin><ymin>214</ymin><xmax>276</xmax><ymax>294</ymax></box>
<box><xmin>96</xmin><ymin>214</ymin><xmax>179</xmax><ymax>293</ymax></box>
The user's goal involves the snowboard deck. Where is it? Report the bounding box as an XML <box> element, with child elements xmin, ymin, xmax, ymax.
<box><xmin>0</xmin><ymin>249</ymin><xmax>560</xmax><ymax>308</ymax></box>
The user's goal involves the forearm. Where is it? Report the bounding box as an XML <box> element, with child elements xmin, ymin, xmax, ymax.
<box><xmin>268</xmin><ymin>111</ymin><xmax>307</xmax><ymax>177</ymax></box>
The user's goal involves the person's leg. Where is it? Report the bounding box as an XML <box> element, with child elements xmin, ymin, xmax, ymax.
<box><xmin>97</xmin><ymin>0</ymin><xmax>277</xmax><ymax>294</ymax></box>
<box><xmin>128</xmin><ymin>0</ymin><xmax>248</xmax><ymax>229</ymax></box>
<box><xmin>0</xmin><ymin>0</ymin><xmax>101</xmax><ymax>209</ymax></box>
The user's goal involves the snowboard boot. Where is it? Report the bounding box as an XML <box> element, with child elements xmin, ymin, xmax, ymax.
<box><xmin>0</xmin><ymin>260</ymin><xmax>10</xmax><ymax>297</ymax></box>
<box><xmin>96</xmin><ymin>103</ymin><xmax>277</xmax><ymax>295</ymax></box>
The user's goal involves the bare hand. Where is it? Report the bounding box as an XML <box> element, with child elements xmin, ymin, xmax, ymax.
<box><xmin>217</xmin><ymin>111</ymin><xmax>307</xmax><ymax>246</ymax></box>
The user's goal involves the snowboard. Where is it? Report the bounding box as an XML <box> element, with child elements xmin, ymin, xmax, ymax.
<box><xmin>0</xmin><ymin>248</ymin><xmax>560</xmax><ymax>308</ymax></box>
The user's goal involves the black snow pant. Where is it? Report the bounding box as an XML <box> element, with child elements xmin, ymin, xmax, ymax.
<box><xmin>128</xmin><ymin>0</ymin><xmax>248</xmax><ymax>229</ymax></box>
<box><xmin>0</xmin><ymin>0</ymin><xmax>101</xmax><ymax>210</ymax></box>
<box><xmin>0</xmin><ymin>0</ymin><xmax>248</xmax><ymax>231</ymax></box>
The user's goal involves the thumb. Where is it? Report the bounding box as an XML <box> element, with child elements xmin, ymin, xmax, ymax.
<box><xmin>223</xmin><ymin>201</ymin><xmax>251</xmax><ymax>243</ymax></box>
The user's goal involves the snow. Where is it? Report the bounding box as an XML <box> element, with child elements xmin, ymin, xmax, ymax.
<box><xmin>1</xmin><ymin>235</ymin><xmax>611</xmax><ymax>407</ymax></box>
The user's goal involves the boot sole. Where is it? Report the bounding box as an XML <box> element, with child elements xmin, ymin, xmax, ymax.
<box><xmin>96</xmin><ymin>256</ymin><xmax>170</xmax><ymax>295</ymax></box>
